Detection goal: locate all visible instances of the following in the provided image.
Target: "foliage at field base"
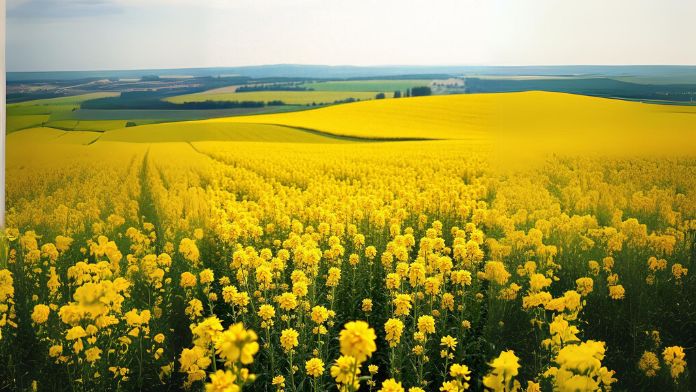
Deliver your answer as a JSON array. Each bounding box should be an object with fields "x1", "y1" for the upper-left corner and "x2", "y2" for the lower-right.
[
  {"x1": 165, "y1": 90, "x2": 391, "y2": 106},
  {"x1": 2, "y1": 92, "x2": 696, "y2": 392}
]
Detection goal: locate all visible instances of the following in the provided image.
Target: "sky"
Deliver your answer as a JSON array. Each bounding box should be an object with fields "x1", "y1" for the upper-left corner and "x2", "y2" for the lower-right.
[{"x1": 6, "y1": 0, "x2": 696, "y2": 72}]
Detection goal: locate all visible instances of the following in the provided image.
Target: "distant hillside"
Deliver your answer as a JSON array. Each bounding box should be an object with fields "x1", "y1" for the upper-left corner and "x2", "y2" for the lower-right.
[
  {"x1": 8, "y1": 64, "x2": 696, "y2": 83},
  {"x1": 465, "y1": 77, "x2": 696, "y2": 102}
]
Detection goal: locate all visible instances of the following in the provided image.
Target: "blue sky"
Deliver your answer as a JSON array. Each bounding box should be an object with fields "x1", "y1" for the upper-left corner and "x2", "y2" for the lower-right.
[{"x1": 6, "y1": 0, "x2": 696, "y2": 71}]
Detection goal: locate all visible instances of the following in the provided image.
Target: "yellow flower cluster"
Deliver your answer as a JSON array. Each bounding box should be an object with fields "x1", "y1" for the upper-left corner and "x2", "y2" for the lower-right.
[{"x1": 3, "y1": 137, "x2": 695, "y2": 391}]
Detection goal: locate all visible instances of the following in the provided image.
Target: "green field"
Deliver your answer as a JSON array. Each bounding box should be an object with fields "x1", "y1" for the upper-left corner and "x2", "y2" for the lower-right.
[
  {"x1": 7, "y1": 92, "x2": 118, "y2": 108},
  {"x1": 300, "y1": 79, "x2": 434, "y2": 92},
  {"x1": 166, "y1": 90, "x2": 390, "y2": 105},
  {"x1": 6, "y1": 93, "x2": 121, "y2": 132},
  {"x1": 7, "y1": 114, "x2": 51, "y2": 133}
]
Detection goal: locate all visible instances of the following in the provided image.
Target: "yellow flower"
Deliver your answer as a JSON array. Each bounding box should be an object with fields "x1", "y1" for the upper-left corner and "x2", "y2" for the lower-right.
[
  {"x1": 549, "y1": 340, "x2": 616, "y2": 391},
  {"x1": 180, "y1": 272, "x2": 197, "y2": 288},
  {"x1": 258, "y1": 304, "x2": 275, "y2": 321},
  {"x1": 588, "y1": 260, "x2": 600, "y2": 275},
  {"x1": 191, "y1": 316, "x2": 223, "y2": 347},
  {"x1": 66, "y1": 326, "x2": 87, "y2": 340},
  {"x1": 186, "y1": 299, "x2": 204, "y2": 318},
  {"x1": 178, "y1": 238, "x2": 200, "y2": 265},
  {"x1": 125, "y1": 309, "x2": 151, "y2": 326},
  {"x1": 482, "y1": 350, "x2": 520, "y2": 391},
  {"x1": 331, "y1": 355, "x2": 360, "y2": 386},
  {"x1": 31, "y1": 304, "x2": 50, "y2": 324},
  {"x1": 482, "y1": 261, "x2": 510, "y2": 285},
  {"x1": 49, "y1": 345, "x2": 63, "y2": 358},
  {"x1": 280, "y1": 328, "x2": 299, "y2": 352},
  {"x1": 85, "y1": 347, "x2": 102, "y2": 363},
  {"x1": 362, "y1": 299, "x2": 373, "y2": 312},
  {"x1": 441, "y1": 335, "x2": 458, "y2": 351},
  {"x1": 450, "y1": 363, "x2": 471, "y2": 380},
  {"x1": 608, "y1": 285, "x2": 625, "y2": 300},
  {"x1": 529, "y1": 273, "x2": 551, "y2": 292},
  {"x1": 379, "y1": 378, "x2": 404, "y2": 392},
  {"x1": 385, "y1": 318, "x2": 404, "y2": 347},
  {"x1": 525, "y1": 381, "x2": 541, "y2": 392},
  {"x1": 326, "y1": 267, "x2": 342, "y2": 287},
  {"x1": 255, "y1": 265, "x2": 273, "y2": 289},
  {"x1": 276, "y1": 292, "x2": 298, "y2": 311},
  {"x1": 662, "y1": 346, "x2": 686, "y2": 379},
  {"x1": 179, "y1": 346, "x2": 212, "y2": 376},
  {"x1": 292, "y1": 280, "x2": 308, "y2": 297},
  {"x1": 205, "y1": 370, "x2": 239, "y2": 392},
  {"x1": 214, "y1": 323, "x2": 259, "y2": 365},
  {"x1": 305, "y1": 357, "x2": 325, "y2": 377},
  {"x1": 272, "y1": 375, "x2": 285, "y2": 387},
  {"x1": 393, "y1": 294, "x2": 412, "y2": 316},
  {"x1": 575, "y1": 277, "x2": 593, "y2": 296},
  {"x1": 671, "y1": 263, "x2": 688, "y2": 280},
  {"x1": 386, "y1": 273, "x2": 401, "y2": 290},
  {"x1": 311, "y1": 306, "x2": 330, "y2": 325},
  {"x1": 638, "y1": 351, "x2": 660, "y2": 377},
  {"x1": 199, "y1": 269, "x2": 215, "y2": 285},
  {"x1": 417, "y1": 315, "x2": 435, "y2": 335},
  {"x1": 339, "y1": 321, "x2": 377, "y2": 363}
]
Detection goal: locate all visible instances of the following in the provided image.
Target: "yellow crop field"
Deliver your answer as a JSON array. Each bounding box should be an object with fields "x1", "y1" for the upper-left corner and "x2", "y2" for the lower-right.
[
  {"x1": 8, "y1": 128, "x2": 103, "y2": 145},
  {"x1": 53, "y1": 131, "x2": 103, "y2": 145},
  {"x1": 2, "y1": 92, "x2": 696, "y2": 392},
  {"x1": 166, "y1": 90, "x2": 391, "y2": 105},
  {"x1": 212, "y1": 92, "x2": 696, "y2": 153},
  {"x1": 44, "y1": 120, "x2": 129, "y2": 132},
  {"x1": 7, "y1": 127, "x2": 67, "y2": 143},
  {"x1": 101, "y1": 122, "x2": 352, "y2": 143}
]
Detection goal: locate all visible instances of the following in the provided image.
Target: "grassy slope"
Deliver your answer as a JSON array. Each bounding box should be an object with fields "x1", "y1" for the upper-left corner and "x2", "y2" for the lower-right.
[
  {"x1": 6, "y1": 92, "x2": 122, "y2": 133},
  {"x1": 165, "y1": 90, "x2": 390, "y2": 105},
  {"x1": 7, "y1": 92, "x2": 118, "y2": 108},
  {"x1": 7, "y1": 115, "x2": 51, "y2": 132}
]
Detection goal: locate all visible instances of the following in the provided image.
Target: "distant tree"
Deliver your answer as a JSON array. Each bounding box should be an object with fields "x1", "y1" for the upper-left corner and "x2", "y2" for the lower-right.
[
  {"x1": 393, "y1": 90, "x2": 402, "y2": 98},
  {"x1": 405, "y1": 88, "x2": 411, "y2": 97},
  {"x1": 140, "y1": 75, "x2": 160, "y2": 81},
  {"x1": 375, "y1": 92, "x2": 386, "y2": 99},
  {"x1": 125, "y1": 121, "x2": 137, "y2": 127},
  {"x1": 411, "y1": 86, "x2": 432, "y2": 97}
]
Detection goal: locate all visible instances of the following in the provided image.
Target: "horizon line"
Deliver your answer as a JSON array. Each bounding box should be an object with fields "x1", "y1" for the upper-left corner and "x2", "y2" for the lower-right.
[{"x1": 7, "y1": 63, "x2": 696, "y2": 74}]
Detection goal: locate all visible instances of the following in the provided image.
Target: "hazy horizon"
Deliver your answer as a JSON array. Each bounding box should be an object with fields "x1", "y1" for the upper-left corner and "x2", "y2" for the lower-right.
[
  {"x1": 7, "y1": 63, "x2": 696, "y2": 75},
  {"x1": 7, "y1": 0, "x2": 696, "y2": 72}
]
